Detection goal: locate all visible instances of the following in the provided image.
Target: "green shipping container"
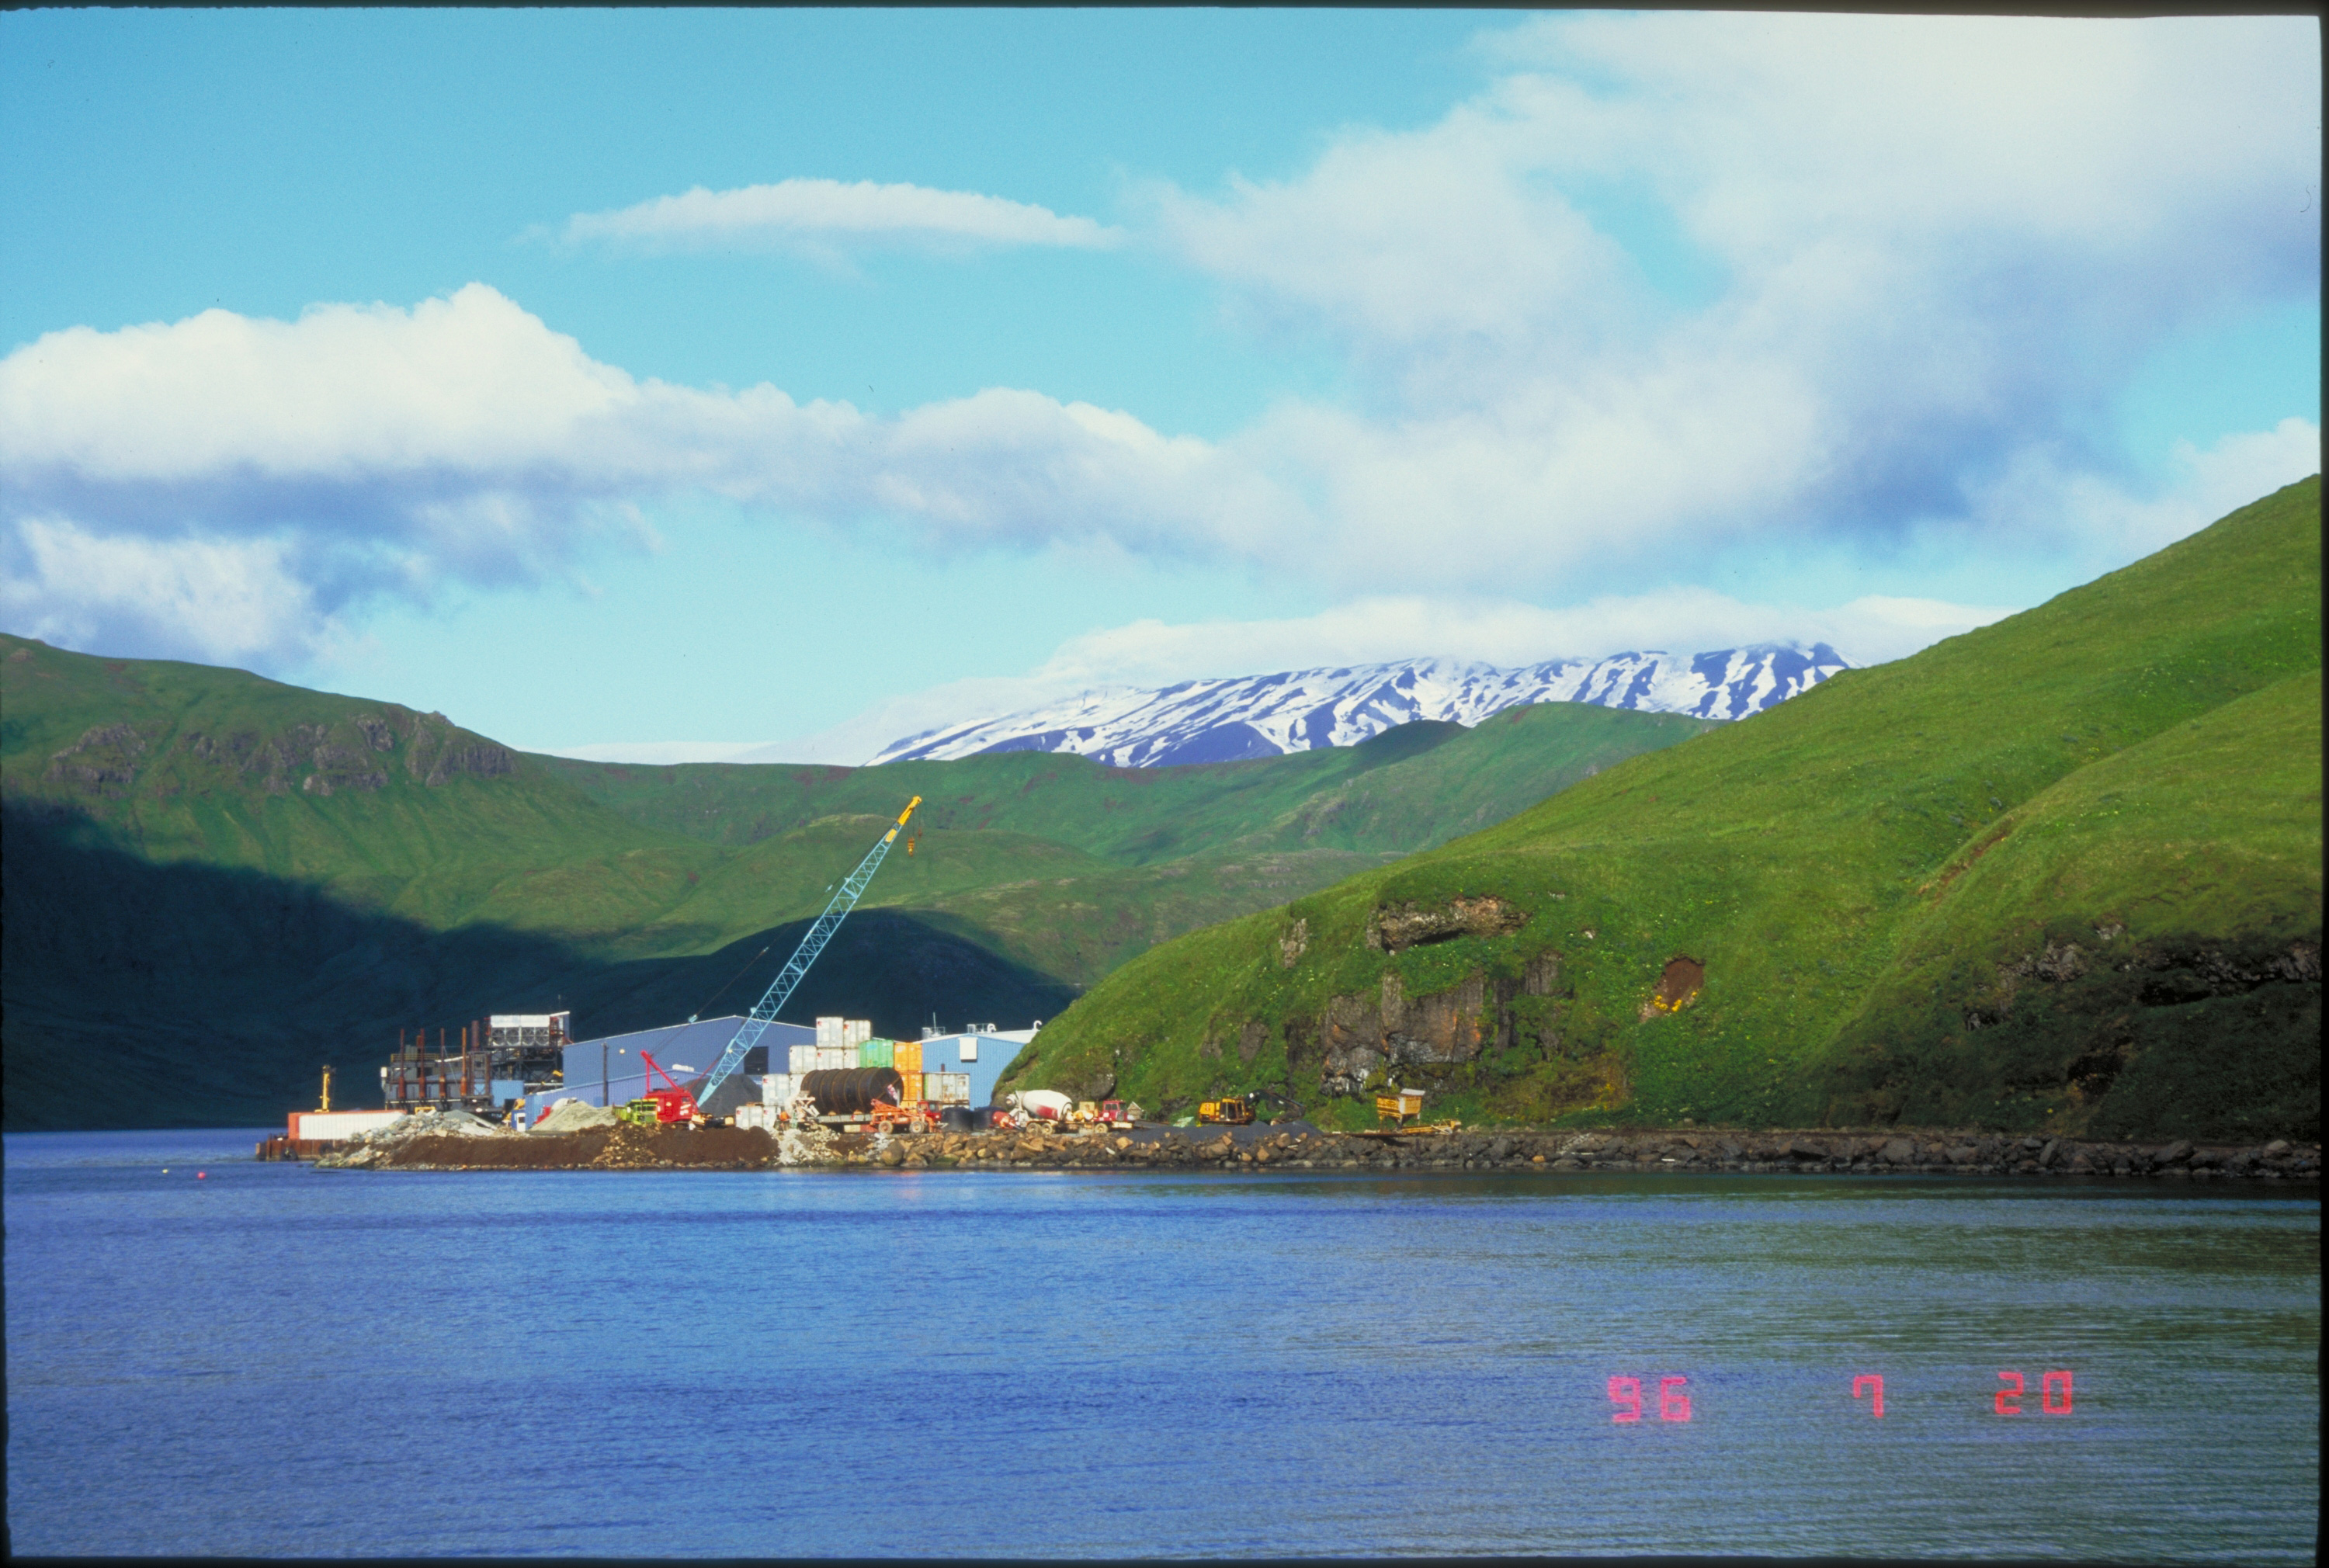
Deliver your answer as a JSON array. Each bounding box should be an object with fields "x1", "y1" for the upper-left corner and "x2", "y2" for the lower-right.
[{"x1": 860, "y1": 1039, "x2": 894, "y2": 1069}]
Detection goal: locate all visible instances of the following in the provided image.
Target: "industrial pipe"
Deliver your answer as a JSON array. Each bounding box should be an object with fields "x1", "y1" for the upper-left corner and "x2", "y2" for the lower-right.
[{"x1": 799, "y1": 1068, "x2": 904, "y2": 1115}]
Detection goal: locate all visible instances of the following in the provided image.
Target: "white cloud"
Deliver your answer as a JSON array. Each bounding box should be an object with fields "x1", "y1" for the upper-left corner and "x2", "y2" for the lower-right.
[
  {"x1": 2013, "y1": 418, "x2": 2321, "y2": 571},
  {"x1": 1, "y1": 16, "x2": 2313, "y2": 670},
  {"x1": 0, "y1": 515, "x2": 337, "y2": 665},
  {"x1": 0, "y1": 284, "x2": 1301, "y2": 654},
  {"x1": 1147, "y1": 12, "x2": 2317, "y2": 571},
  {"x1": 564, "y1": 178, "x2": 1122, "y2": 254}
]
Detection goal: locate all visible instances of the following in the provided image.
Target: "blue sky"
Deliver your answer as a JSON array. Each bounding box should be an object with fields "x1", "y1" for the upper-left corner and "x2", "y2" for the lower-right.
[{"x1": 2, "y1": 9, "x2": 2317, "y2": 762}]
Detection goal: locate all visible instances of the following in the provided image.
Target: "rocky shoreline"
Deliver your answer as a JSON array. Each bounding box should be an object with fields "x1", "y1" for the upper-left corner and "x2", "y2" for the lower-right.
[{"x1": 338, "y1": 1119, "x2": 2322, "y2": 1179}]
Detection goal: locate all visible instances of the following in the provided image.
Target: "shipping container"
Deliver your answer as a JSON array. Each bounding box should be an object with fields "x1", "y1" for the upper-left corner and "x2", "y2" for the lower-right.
[
  {"x1": 790, "y1": 1043, "x2": 817, "y2": 1076},
  {"x1": 922, "y1": 1072, "x2": 971, "y2": 1105},
  {"x1": 762, "y1": 1072, "x2": 794, "y2": 1108},
  {"x1": 843, "y1": 1018, "x2": 871, "y2": 1049},
  {"x1": 894, "y1": 1040, "x2": 924, "y2": 1076},
  {"x1": 814, "y1": 1046, "x2": 857, "y2": 1072},
  {"x1": 816, "y1": 1016, "x2": 845, "y2": 1049},
  {"x1": 860, "y1": 1039, "x2": 894, "y2": 1069},
  {"x1": 288, "y1": 1110, "x2": 408, "y2": 1142}
]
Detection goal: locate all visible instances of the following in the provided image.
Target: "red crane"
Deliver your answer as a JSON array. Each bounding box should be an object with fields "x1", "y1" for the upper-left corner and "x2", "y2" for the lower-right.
[{"x1": 637, "y1": 1051, "x2": 702, "y2": 1125}]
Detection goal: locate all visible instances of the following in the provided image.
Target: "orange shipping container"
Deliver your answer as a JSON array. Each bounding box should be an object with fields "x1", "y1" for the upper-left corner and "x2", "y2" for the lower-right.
[{"x1": 894, "y1": 1041, "x2": 923, "y2": 1076}]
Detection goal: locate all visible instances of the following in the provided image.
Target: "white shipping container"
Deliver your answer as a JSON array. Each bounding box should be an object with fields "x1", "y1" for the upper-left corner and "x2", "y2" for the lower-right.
[
  {"x1": 790, "y1": 1044, "x2": 818, "y2": 1076},
  {"x1": 289, "y1": 1110, "x2": 408, "y2": 1141},
  {"x1": 843, "y1": 1018, "x2": 871, "y2": 1049},
  {"x1": 814, "y1": 1046, "x2": 858, "y2": 1072},
  {"x1": 734, "y1": 1103, "x2": 776, "y2": 1132},
  {"x1": 816, "y1": 1016, "x2": 844, "y2": 1049},
  {"x1": 761, "y1": 1073, "x2": 793, "y2": 1107},
  {"x1": 922, "y1": 1072, "x2": 971, "y2": 1105}
]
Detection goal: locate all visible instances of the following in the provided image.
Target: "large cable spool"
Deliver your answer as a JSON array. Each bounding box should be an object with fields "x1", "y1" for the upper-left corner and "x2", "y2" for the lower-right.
[{"x1": 799, "y1": 1067, "x2": 904, "y2": 1115}]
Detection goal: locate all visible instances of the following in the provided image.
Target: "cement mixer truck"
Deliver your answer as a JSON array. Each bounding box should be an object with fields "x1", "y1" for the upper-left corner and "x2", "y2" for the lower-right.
[{"x1": 1001, "y1": 1088, "x2": 1076, "y2": 1125}]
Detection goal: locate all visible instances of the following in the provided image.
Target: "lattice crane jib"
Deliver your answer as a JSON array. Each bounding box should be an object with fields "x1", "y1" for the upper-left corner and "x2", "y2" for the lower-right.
[{"x1": 694, "y1": 796, "x2": 922, "y2": 1106}]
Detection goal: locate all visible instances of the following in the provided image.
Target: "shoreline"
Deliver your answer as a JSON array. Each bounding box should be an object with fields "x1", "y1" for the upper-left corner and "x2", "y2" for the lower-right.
[{"x1": 330, "y1": 1121, "x2": 2323, "y2": 1179}]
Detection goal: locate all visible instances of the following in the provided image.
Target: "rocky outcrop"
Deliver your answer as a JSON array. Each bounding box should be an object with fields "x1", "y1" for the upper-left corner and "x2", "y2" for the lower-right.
[
  {"x1": 1366, "y1": 895, "x2": 1529, "y2": 954},
  {"x1": 1970, "y1": 931, "x2": 2322, "y2": 1029},
  {"x1": 44, "y1": 723, "x2": 151, "y2": 795},
  {"x1": 1289, "y1": 949, "x2": 1564, "y2": 1096},
  {"x1": 44, "y1": 703, "x2": 515, "y2": 802}
]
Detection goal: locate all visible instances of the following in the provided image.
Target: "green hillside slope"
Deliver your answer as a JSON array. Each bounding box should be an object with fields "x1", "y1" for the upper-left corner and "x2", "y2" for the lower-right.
[
  {"x1": 540, "y1": 702, "x2": 1710, "y2": 863},
  {"x1": 1003, "y1": 478, "x2": 2322, "y2": 1143},
  {"x1": 2, "y1": 633, "x2": 1713, "y2": 1128}
]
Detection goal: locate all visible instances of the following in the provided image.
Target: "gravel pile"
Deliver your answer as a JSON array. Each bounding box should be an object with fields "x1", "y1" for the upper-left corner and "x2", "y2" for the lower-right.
[
  {"x1": 317, "y1": 1106, "x2": 515, "y2": 1167},
  {"x1": 533, "y1": 1099, "x2": 620, "y2": 1134}
]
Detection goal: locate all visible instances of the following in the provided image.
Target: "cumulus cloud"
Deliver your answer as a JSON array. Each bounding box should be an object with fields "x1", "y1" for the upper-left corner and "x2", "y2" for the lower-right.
[
  {"x1": 0, "y1": 283, "x2": 1300, "y2": 658},
  {"x1": 1149, "y1": 12, "x2": 2317, "y2": 569},
  {"x1": 2, "y1": 16, "x2": 2314, "y2": 667},
  {"x1": 564, "y1": 178, "x2": 1122, "y2": 255},
  {"x1": 0, "y1": 516, "x2": 337, "y2": 666}
]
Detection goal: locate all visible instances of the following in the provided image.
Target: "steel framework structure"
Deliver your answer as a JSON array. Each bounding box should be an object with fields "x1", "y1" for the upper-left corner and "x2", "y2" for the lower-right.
[{"x1": 694, "y1": 796, "x2": 922, "y2": 1107}]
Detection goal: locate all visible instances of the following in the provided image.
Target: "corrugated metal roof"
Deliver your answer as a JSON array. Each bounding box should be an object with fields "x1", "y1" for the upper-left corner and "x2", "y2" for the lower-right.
[{"x1": 550, "y1": 1015, "x2": 817, "y2": 1109}]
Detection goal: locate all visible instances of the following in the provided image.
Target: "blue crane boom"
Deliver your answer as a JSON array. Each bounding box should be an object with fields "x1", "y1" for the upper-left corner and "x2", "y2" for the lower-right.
[{"x1": 693, "y1": 796, "x2": 922, "y2": 1108}]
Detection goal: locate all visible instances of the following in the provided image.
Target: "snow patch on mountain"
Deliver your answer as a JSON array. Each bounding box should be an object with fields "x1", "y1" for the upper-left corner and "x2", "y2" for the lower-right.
[{"x1": 872, "y1": 644, "x2": 1850, "y2": 768}]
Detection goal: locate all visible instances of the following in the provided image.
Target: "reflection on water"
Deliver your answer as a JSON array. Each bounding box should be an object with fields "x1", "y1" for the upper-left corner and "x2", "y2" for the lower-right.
[{"x1": 5, "y1": 1129, "x2": 2318, "y2": 1559}]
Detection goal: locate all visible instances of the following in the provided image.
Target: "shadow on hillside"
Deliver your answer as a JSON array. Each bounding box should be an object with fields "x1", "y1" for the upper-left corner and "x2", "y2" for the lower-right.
[{"x1": 2, "y1": 803, "x2": 1076, "y2": 1131}]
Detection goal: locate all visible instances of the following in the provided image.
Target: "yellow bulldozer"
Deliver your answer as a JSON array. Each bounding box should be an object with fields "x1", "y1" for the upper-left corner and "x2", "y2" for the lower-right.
[{"x1": 1198, "y1": 1097, "x2": 1255, "y2": 1126}]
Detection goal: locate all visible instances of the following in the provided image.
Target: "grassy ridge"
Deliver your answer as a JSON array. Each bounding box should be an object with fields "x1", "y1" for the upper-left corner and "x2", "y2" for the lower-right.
[
  {"x1": 1002, "y1": 478, "x2": 2322, "y2": 1142},
  {"x1": 538, "y1": 702, "x2": 1711, "y2": 864},
  {"x1": 2, "y1": 633, "x2": 1713, "y2": 1126}
]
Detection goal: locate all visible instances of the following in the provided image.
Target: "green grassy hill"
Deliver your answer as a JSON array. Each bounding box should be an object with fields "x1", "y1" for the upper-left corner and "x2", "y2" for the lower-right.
[
  {"x1": 1002, "y1": 478, "x2": 2323, "y2": 1143},
  {"x1": 1, "y1": 635, "x2": 1711, "y2": 1128}
]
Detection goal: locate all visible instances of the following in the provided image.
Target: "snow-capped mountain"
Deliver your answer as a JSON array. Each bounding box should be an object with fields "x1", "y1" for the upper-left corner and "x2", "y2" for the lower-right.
[{"x1": 871, "y1": 644, "x2": 1851, "y2": 768}]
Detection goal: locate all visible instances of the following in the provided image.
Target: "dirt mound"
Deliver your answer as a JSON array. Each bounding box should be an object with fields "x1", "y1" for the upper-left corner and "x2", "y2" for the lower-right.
[{"x1": 533, "y1": 1099, "x2": 619, "y2": 1134}]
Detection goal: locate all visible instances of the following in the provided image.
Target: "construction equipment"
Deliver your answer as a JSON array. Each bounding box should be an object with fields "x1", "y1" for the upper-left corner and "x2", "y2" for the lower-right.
[
  {"x1": 616, "y1": 1098, "x2": 661, "y2": 1128},
  {"x1": 638, "y1": 1051, "x2": 702, "y2": 1124},
  {"x1": 1004, "y1": 1088, "x2": 1074, "y2": 1123},
  {"x1": 1199, "y1": 1098, "x2": 1255, "y2": 1126},
  {"x1": 868, "y1": 1100, "x2": 935, "y2": 1133},
  {"x1": 693, "y1": 796, "x2": 922, "y2": 1108},
  {"x1": 1099, "y1": 1098, "x2": 1132, "y2": 1128}
]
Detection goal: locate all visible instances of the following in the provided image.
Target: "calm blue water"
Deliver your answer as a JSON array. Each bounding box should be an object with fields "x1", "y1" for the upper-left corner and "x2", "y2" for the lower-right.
[{"x1": 5, "y1": 1129, "x2": 2318, "y2": 1560}]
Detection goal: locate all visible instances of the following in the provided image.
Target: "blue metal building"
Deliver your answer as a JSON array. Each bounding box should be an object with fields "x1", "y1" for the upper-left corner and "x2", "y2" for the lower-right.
[{"x1": 536, "y1": 1015, "x2": 817, "y2": 1119}]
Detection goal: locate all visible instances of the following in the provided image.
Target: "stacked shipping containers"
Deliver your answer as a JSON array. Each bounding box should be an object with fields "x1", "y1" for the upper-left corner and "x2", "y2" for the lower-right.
[{"x1": 766, "y1": 1018, "x2": 972, "y2": 1113}]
